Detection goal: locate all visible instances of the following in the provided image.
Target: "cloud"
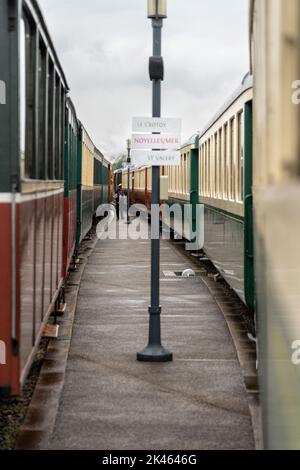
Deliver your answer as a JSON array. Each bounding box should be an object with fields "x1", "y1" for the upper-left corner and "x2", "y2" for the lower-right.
[{"x1": 39, "y1": 0, "x2": 249, "y2": 158}]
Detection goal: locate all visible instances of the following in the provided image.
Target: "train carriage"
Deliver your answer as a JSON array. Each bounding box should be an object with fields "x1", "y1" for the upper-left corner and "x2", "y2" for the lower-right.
[
  {"x1": 114, "y1": 168, "x2": 123, "y2": 192},
  {"x1": 93, "y1": 149, "x2": 111, "y2": 213},
  {"x1": 76, "y1": 124, "x2": 95, "y2": 244},
  {"x1": 63, "y1": 98, "x2": 78, "y2": 276},
  {"x1": 132, "y1": 166, "x2": 150, "y2": 207},
  {"x1": 102, "y1": 157, "x2": 110, "y2": 204},
  {"x1": 0, "y1": 0, "x2": 110, "y2": 397},
  {"x1": 0, "y1": 0, "x2": 68, "y2": 395},
  {"x1": 198, "y1": 74, "x2": 254, "y2": 308},
  {"x1": 94, "y1": 147, "x2": 104, "y2": 213},
  {"x1": 250, "y1": 0, "x2": 300, "y2": 449},
  {"x1": 163, "y1": 135, "x2": 199, "y2": 243}
]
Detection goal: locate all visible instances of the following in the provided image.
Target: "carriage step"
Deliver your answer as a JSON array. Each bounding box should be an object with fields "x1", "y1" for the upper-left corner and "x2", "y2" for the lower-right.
[
  {"x1": 42, "y1": 324, "x2": 59, "y2": 339},
  {"x1": 51, "y1": 303, "x2": 67, "y2": 318}
]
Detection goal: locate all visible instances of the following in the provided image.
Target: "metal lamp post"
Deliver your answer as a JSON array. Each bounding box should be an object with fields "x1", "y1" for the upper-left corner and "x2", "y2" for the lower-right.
[
  {"x1": 137, "y1": 0, "x2": 173, "y2": 362},
  {"x1": 126, "y1": 138, "x2": 131, "y2": 225}
]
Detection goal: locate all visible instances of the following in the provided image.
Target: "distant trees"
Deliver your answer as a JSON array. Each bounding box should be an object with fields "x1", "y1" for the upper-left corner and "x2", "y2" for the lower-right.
[{"x1": 112, "y1": 153, "x2": 127, "y2": 171}]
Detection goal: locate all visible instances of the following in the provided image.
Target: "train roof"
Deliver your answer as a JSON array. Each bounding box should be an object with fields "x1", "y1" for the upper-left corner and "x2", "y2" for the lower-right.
[
  {"x1": 180, "y1": 134, "x2": 199, "y2": 151},
  {"x1": 66, "y1": 97, "x2": 78, "y2": 119},
  {"x1": 199, "y1": 73, "x2": 253, "y2": 138},
  {"x1": 28, "y1": 0, "x2": 69, "y2": 91},
  {"x1": 95, "y1": 147, "x2": 110, "y2": 166}
]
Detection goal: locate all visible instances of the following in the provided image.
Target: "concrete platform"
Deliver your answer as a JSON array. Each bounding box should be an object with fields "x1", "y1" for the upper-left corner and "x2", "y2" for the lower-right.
[{"x1": 48, "y1": 220, "x2": 254, "y2": 450}]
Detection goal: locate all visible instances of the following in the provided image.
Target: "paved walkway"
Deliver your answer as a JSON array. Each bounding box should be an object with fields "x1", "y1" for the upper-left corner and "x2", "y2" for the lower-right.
[{"x1": 49, "y1": 220, "x2": 254, "y2": 450}]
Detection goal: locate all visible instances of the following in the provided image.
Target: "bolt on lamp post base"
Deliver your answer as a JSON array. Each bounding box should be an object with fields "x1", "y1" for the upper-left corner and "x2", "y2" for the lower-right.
[{"x1": 137, "y1": 345, "x2": 173, "y2": 362}]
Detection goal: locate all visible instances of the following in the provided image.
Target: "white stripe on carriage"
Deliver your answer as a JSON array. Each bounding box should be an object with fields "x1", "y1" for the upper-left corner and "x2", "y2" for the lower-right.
[{"x1": 0, "y1": 188, "x2": 64, "y2": 203}]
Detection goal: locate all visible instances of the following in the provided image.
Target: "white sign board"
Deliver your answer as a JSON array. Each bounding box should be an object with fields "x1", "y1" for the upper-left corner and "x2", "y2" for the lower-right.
[
  {"x1": 132, "y1": 117, "x2": 181, "y2": 134},
  {"x1": 122, "y1": 162, "x2": 135, "y2": 170},
  {"x1": 132, "y1": 133, "x2": 181, "y2": 150},
  {"x1": 131, "y1": 150, "x2": 181, "y2": 167}
]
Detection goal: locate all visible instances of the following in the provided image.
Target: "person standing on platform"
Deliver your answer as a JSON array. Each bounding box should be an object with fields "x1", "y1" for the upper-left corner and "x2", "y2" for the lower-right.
[{"x1": 114, "y1": 184, "x2": 122, "y2": 220}]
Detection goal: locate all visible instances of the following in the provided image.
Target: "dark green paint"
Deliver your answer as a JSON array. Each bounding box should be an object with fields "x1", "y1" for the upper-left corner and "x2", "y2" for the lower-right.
[
  {"x1": 190, "y1": 137, "x2": 199, "y2": 238},
  {"x1": 76, "y1": 125, "x2": 83, "y2": 245},
  {"x1": 64, "y1": 102, "x2": 78, "y2": 197},
  {"x1": 244, "y1": 100, "x2": 255, "y2": 310},
  {"x1": 201, "y1": 202, "x2": 244, "y2": 224},
  {"x1": 0, "y1": 0, "x2": 20, "y2": 192}
]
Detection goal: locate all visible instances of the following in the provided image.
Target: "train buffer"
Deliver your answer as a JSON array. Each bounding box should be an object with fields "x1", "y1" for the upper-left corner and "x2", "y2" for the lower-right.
[{"x1": 17, "y1": 218, "x2": 255, "y2": 450}]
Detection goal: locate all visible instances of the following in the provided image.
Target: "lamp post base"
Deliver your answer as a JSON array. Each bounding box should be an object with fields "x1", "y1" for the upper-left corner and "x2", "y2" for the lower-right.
[{"x1": 137, "y1": 344, "x2": 173, "y2": 362}]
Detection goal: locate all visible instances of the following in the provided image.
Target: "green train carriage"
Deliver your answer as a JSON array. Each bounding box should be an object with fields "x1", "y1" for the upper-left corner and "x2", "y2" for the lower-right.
[
  {"x1": 163, "y1": 74, "x2": 254, "y2": 310},
  {"x1": 198, "y1": 74, "x2": 254, "y2": 309}
]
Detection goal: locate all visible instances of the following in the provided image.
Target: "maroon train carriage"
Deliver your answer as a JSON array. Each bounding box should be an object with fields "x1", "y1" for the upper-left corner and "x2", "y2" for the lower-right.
[{"x1": 0, "y1": 0, "x2": 68, "y2": 396}]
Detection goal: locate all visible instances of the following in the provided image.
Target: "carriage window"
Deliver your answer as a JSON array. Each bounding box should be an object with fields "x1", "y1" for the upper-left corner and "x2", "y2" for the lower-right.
[
  {"x1": 203, "y1": 143, "x2": 206, "y2": 196},
  {"x1": 199, "y1": 145, "x2": 202, "y2": 196},
  {"x1": 23, "y1": 14, "x2": 35, "y2": 179},
  {"x1": 180, "y1": 156, "x2": 183, "y2": 193},
  {"x1": 203, "y1": 142, "x2": 206, "y2": 196},
  {"x1": 223, "y1": 123, "x2": 228, "y2": 199},
  {"x1": 183, "y1": 154, "x2": 187, "y2": 194},
  {"x1": 205, "y1": 143, "x2": 207, "y2": 196},
  {"x1": 199, "y1": 146, "x2": 202, "y2": 196},
  {"x1": 174, "y1": 166, "x2": 176, "y2": 192},
  {"x1": 179, "y1": 156, "x2": 181, "y2": 193},
  {"x1": 54, "y1": 75, "x2": 61, "y2": 180},
  {"x1": 208, "y1": 139, "x2": 211, "y2": 197},
  {"x1": 202, "y1": 144, "x2": 205, "y2": 196},
  {"x1": 172, "y1": 167, "x2": 175, "y2": 193},
  {"x1": 179, "y1": 155, "x2": 182, "y2": 193},
  {"x1": 20, "y1": 18, "x2": 26, "y2": 179},
  {"x1": 218, "y1": 128, "x2": 222, "y2": 198},
  {"x1": 173, "y1": 166, "x2": 175, "y2": 192},
  {"x1": 210, "y1": 137, "x2": 213, "y2": 196},
  {"x1": 186, "y1": 153, "x2": 190, "y2": 194},
  {"x1": 214, "y1": 133, "x2": 218, "y2": 198},
  {"x1": 237, "y1": 111, "x2": 244, "y2": 201},
  {"x1": 60, "y1": 87, "x2": 65, "y2": 180},
  {"x1": 38, "y1": 41, "x2": 47, "y2": 179},
  {"x1": 205, "y1": 141, "x2": 209, "y2": 196},
  {"x1": 229, "y1": 117, "x2": 235, "y2": 200},
  {"x1": 48, "y1": 61, "x2": 54, "y2": 179},
  {"x1": 182, "y1": 154, "x2": 184, "y2": 194},
  {"x1": 211, "y1": 137, "x2": 214, "y2": 198}
]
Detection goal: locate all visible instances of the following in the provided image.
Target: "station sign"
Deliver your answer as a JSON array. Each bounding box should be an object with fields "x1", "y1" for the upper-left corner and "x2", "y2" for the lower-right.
[
  {"x1": 131, "y1": 117, "x2": 182, "y2": 167},
  {"x1": 131, "y1": 150, "x2": 181, "y2": 167},
  {"x1": 132, "y1": 117, "x2": 181, "y2": 134},
  {"x1": 131, "y1": 133, "x2": 181, "y2": 150}
]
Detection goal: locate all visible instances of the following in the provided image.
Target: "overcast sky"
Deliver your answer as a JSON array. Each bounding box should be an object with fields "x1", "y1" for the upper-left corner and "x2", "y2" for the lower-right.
[{"x1": 39, "y1": 0, "x2": 249, "y2": 160}]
